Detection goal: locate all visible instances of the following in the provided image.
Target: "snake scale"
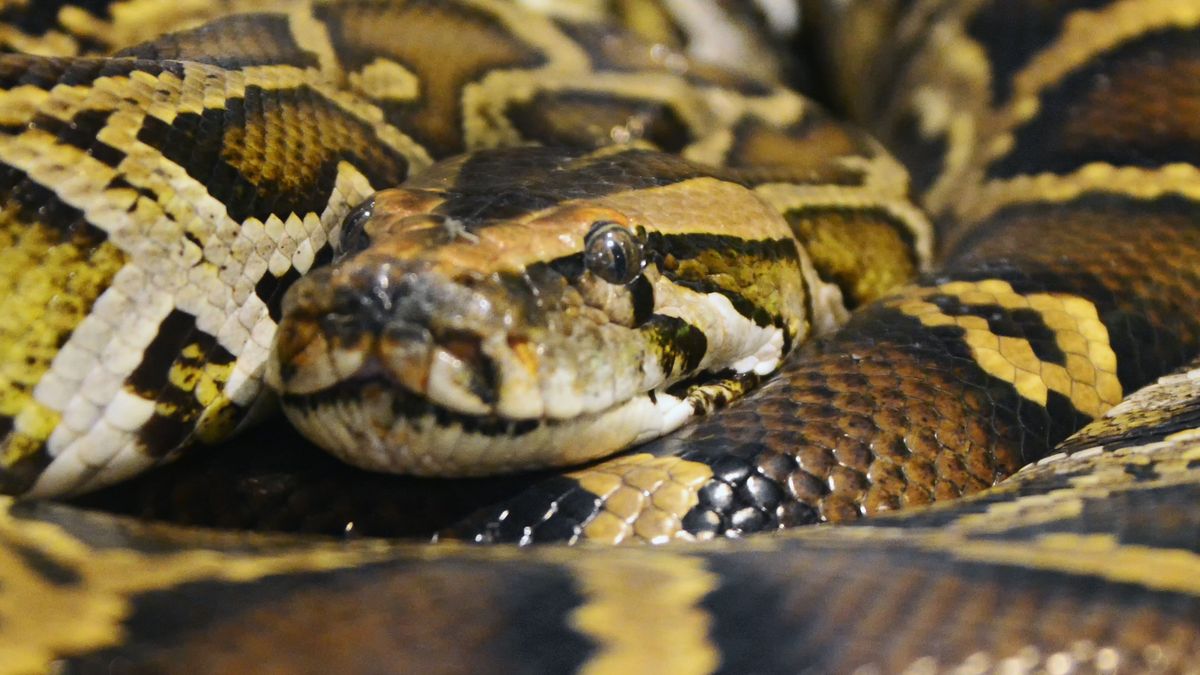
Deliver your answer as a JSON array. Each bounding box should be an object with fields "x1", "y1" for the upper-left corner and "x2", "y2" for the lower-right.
[{"x1": 0, "y1": 0, "x2": 1199, "y2": 672}]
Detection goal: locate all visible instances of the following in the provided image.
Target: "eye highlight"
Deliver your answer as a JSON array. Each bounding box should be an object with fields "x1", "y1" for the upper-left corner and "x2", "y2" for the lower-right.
[
  {"x1": 336, "y1": 197, "x2": 376, "y2": 258},
  {"x1": 584, "y1": 220, "x2": 643, "y2": 285}
]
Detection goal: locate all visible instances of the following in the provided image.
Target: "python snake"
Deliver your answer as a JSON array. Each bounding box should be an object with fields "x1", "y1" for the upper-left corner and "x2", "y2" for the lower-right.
[{"x1": 0, "y1": 0, "x2": 1199, "y2": 672}]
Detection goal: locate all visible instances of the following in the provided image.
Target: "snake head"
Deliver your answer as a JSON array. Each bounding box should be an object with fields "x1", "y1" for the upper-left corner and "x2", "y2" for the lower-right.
[{"x1": 267, "y1": 147, "x2": 811, "y2": 476}]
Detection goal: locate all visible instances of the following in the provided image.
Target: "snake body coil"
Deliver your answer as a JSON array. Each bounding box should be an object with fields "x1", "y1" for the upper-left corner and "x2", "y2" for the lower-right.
[{"x1": 0, "y1": 0, "x2": 1198, "y2": 672}]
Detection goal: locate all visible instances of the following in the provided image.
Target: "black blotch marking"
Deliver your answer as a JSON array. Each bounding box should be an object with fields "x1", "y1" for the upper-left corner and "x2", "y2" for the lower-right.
[
  {"x1": 544, "y1": 252, "x2": 585, "y2": 282},
  {"x1": 505, "y1": 90, "x2": 694, "y2": 152},
  {"x1": 128, "y1": 320, "x2": 235, "y2": 455},
  {"x1": 926, "y1": 295, "x2": 1067, "y2": 365},
  {"x1": 117, "y1": 14, "x2": 321, "y2": 70},
  {"x1": 886, "y1": 108, "x2": 949, "y2": 196},
  {"x1": 497, "y1": 563, "x2": 598, "y2": 671},
  {"x1": 0, "y1": 164, "x2": 105, "y2": 243},
  {"x1": 105, "y1": 175, "x2": 157, "y2": 203},
  {"x1": 9, "y1": 540, "x2": 81, "y2": 586},
  {"x1": 646, "y1": 314, "x2": 707, "y2": 375},
  {"x1": 440, "y1": 147, "x2": 723, "y2": 223},
  {"x1": 126, "y1": 310, "x2": 197, "y2": 395},
  {"x1": 0, "y1": 447, "x2": 50, "y2": 495},
  {"x1": 987, "y1": 28, "x2": 1200, "y2": 179},
  {"x1": 0, "y1": 0, "x2": 111, "y2": 38},
  {"x1": 135, "y1": 86, "x2": 408, "y2": 223},
  {"x1": 651, "y1": 232, "x2": 800, "y2": 327},
  {"x1": 311, "y1": 242, "x2": 335, "y2": 270},
  {"x1": 964, "y1": 0, "x2": 1112, "y2": 106},
  {"x1": 256, "y1": 266, "x2": 304, "y2": 323},
  {"x1": 1043, "y1": 390, "x2": 1092, "y2": 458},
  {"x1": 629, "y1": 275, "x2": 655, "y2": 326},
  {"x1": 136, "y1": 413, "x2": 194, "y2": 456},
  {"x1": 1123, "y1": 462, "x2": 1161, "y2": 482},
  {"x1": 30, "y1": 109, "x2": 125, "y2": 168}
]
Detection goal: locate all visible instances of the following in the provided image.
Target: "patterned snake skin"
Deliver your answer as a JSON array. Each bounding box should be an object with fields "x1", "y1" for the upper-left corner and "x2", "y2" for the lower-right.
[{"x1": 0, "y1": 0, "x2": 1199, "y2": 672}]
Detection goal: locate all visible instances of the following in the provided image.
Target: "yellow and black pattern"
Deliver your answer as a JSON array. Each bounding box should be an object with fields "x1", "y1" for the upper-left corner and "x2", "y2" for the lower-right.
[
  {"x1": 0, "y1": 41, "x2": 414, "y2": 497},
  {"x1": 436, "y1": 0, "x2": 1200, "y2": 545},
  {"x1": 6, "y1": 361, "x2": 1200, "y2": 671},
  {"x1": 1, "y1": 0, "x2": 1200, "y2": 672},
  {"x1": 0, "y1": 0, "x2": 926, "y2": 497}
]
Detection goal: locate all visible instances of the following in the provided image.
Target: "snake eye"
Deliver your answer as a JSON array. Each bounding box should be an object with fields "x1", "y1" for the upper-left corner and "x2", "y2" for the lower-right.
[
  {"x1": 336, "y1": 197, "x2": 375, "y2": 257},
  {"x1": 584, "y1": 220, "x2": 643, "y2": 285}
]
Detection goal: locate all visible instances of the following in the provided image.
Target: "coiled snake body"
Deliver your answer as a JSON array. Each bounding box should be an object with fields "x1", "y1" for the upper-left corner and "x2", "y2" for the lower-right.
[{"x1": 0, "y1": 0, "x2": 1199, "y2": 672}]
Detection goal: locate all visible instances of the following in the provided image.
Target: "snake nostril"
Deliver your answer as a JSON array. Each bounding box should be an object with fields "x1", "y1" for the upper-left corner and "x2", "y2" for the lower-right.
[
  {"x1": 440, "y1": 329, "x2": 483, "y2": 366},
  {"x1": 437, "y1": 329, "x2": 500, "y2": 405},
  {"x1": 317, "y1": 308, "x2": 369, "y2": 347}
]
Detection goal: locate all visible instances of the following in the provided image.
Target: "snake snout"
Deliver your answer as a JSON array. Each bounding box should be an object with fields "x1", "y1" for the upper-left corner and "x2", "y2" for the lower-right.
[{"x1": 269, "y1": 254, "x2": 543, "y2": 419}]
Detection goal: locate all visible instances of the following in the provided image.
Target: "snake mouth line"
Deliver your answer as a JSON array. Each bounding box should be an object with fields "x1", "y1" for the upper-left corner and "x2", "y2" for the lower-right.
[
  {"x1": 283, "y1": 375, "x2": 543, "y2": 440},
  {"x1": 278, "y1": 369, "x2": 731, "y2": 477}
]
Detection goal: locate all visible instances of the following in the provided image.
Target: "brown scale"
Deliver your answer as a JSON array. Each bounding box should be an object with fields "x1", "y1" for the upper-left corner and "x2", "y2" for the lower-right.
[
  {"x1": 723, "y1": 115, "x2": 879, "y2": 185},
  {"x1": 117, "y1": 13, "x2": 322, "y2": 69},
  {"x1": 502, "y1": 90, "x2": 696, "y2": 153},
  {"x1": 61, "y1": 550, "x2": 594, "y2": 674},
  {"x1": 1059, "y1": 44, "x2": 1200, "y2": 154}
]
